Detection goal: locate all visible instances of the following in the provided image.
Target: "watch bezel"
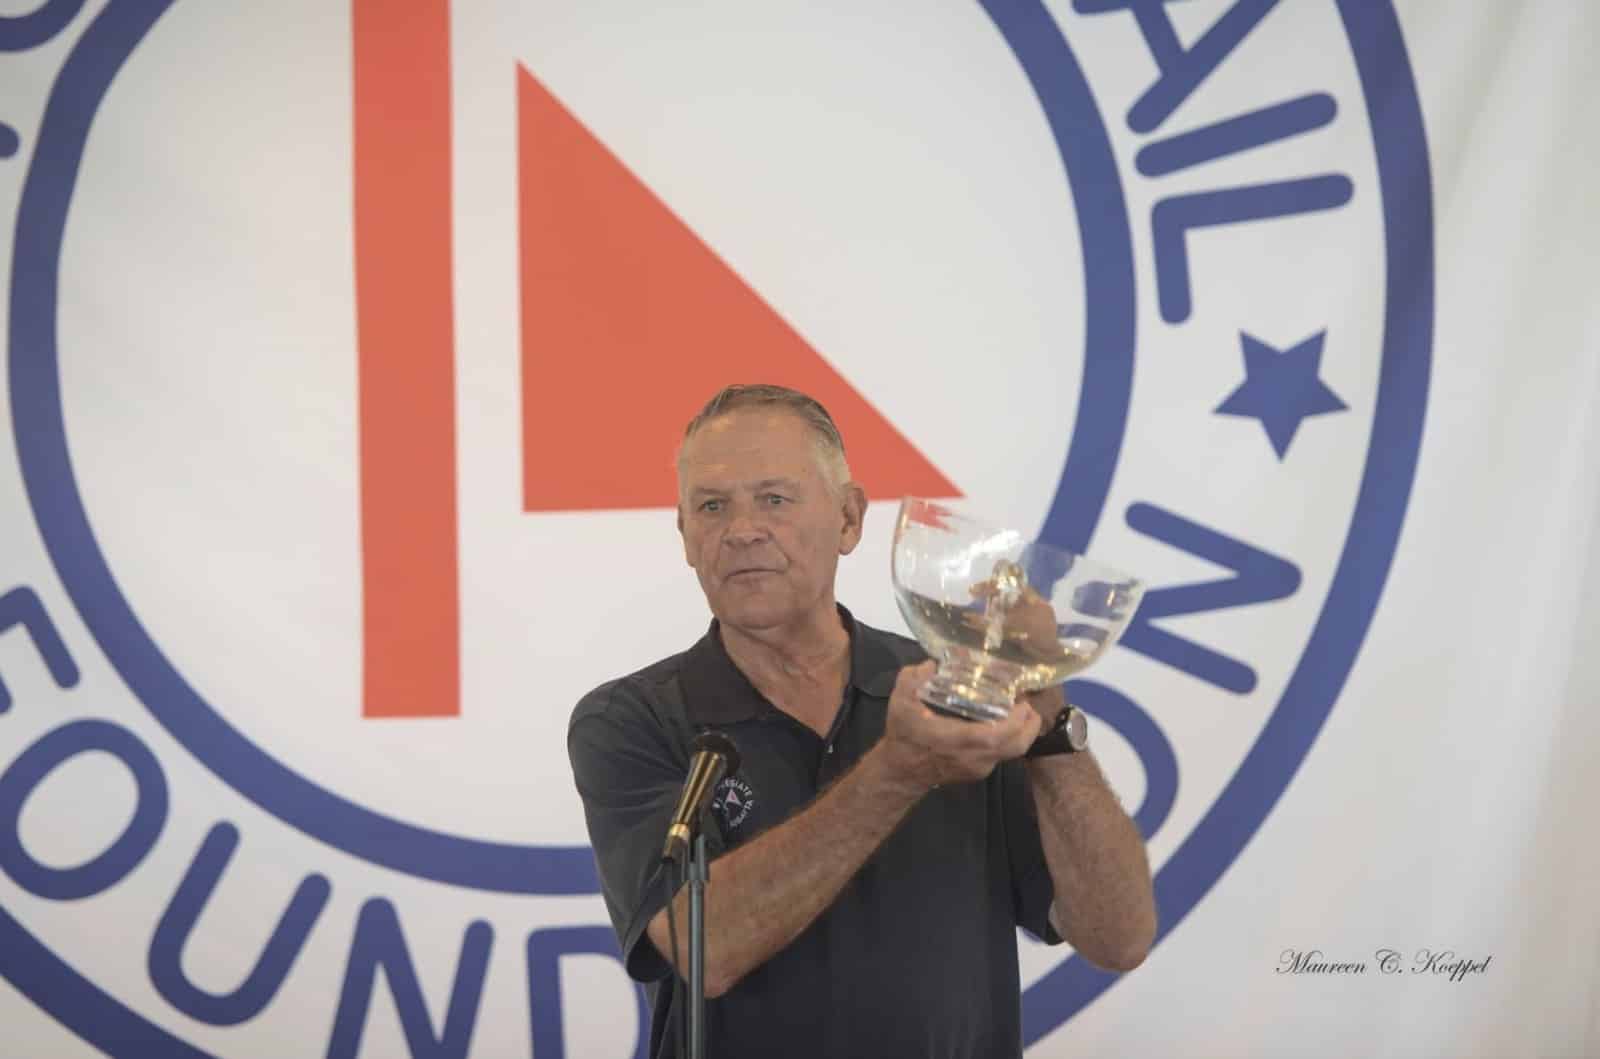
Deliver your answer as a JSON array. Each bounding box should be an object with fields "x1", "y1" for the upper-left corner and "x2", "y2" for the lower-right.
[{"x1": 1063, "y1": 704, "x2": 1088, "y2": 751}]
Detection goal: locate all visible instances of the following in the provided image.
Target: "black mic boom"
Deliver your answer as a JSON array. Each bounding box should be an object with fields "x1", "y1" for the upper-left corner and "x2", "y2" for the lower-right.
[{"x1": 661, "y1": 731, "x2": 741, "y2": 864}]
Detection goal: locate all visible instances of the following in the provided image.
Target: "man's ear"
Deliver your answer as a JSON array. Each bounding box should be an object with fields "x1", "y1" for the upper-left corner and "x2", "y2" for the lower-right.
[
  {"x1": 677, "y1": 507, "x2": 693, "y2": 567},
  {"x1": 838, "y1": 483, "x2": 868, "y2": 555}
]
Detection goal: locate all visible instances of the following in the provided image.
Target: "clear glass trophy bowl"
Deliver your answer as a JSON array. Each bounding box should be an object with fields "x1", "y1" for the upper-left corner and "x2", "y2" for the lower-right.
[{"x1": 891, "y1": 498, "x2": 1146, "y2": 722}]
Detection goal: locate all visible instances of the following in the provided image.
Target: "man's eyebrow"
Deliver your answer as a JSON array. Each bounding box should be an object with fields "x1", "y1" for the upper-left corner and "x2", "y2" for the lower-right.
[{"x1": 687, "y1": 478, "x2": 802, "y2": 500}]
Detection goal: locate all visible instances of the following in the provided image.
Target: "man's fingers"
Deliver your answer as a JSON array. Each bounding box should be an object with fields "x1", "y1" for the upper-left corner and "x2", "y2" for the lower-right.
[
  {"x1": 890, "y1": 661, "x2": 939, "y2": 699},
  {"x1": 911, "y1": 701, "x2": 999, "y2": 737},
  {"x1": 1003, "y1": 705, "x2": 1043, "y2": 758},
  {"x1": 887, "y1": 663, "x2": 1051, "y2": 777},
  {"x1": 913, "y1": 701, "x2": 1033, "y2": 755},
  {"x1": 982, "y1": 702, "x2": 1039, "y2": 758}
]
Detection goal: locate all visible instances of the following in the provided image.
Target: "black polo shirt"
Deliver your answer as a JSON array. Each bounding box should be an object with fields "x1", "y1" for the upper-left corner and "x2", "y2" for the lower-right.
[{"x1": 567, "y1": 607, "x2": 1062, "y2": 1059}]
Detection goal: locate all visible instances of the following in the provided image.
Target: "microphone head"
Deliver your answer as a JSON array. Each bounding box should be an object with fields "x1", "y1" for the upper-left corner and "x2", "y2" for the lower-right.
[{"x1": 692, "y1": 730, "x2": 741, "y2": 775}]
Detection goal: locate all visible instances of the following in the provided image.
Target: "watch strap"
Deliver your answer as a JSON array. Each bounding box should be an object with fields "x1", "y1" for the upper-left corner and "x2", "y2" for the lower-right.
[{"x1": 1024, "y1": 704, "x2": 1083, "y2": 759}]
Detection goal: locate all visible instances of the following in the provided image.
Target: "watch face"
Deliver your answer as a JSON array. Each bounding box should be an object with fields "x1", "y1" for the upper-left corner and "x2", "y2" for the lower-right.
[{"x1": 1066, "y1": 707, "x2": 1089, "y2": 751}]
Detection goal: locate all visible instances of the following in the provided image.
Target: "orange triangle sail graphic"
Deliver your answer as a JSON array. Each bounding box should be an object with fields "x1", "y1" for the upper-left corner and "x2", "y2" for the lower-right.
[{"x1": 517, "y1": 67, "x2": 959, "y2": 510}]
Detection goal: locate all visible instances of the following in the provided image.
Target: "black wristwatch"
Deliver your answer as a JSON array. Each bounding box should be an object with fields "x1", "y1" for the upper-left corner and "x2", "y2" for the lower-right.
[{"x1": 1024, "y1": 704, "x2": 1088, "y2": 759}]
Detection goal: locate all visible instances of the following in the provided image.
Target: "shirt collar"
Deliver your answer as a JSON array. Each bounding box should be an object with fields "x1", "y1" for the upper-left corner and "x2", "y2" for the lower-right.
[{"x1": 679, "y1": 605, "x2": 902, "y2": 726}]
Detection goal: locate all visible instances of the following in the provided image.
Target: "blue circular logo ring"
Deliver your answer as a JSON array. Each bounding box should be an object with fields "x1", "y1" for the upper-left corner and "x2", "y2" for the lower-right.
[
  {"x1": 8, "y1": 0, "x2": 1134, "y2": 896},
  {"x1": 4, "y1": 0, "x2": 1431, "y2": 1050}
]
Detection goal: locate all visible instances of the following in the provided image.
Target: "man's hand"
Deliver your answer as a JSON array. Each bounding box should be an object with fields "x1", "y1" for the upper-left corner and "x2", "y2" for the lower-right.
[
  {"x1": 968, "y1": 578, "x2": 1068, "y2": 665},
  {"x1": 1022, "y1": 684, "x2": 1068, "y2": 730},
  {"x1": 872, "y1": 661, "x2": 1042, "y2": 794}
]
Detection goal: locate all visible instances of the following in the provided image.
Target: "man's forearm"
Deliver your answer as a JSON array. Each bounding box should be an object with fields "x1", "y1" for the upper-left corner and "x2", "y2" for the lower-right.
[
  {"x1": 648, "y1": 745, "x2": 922, "y2": 997},
  {"x1": 1026, "y1": 752, "x2": 1156, "y2": 971}
]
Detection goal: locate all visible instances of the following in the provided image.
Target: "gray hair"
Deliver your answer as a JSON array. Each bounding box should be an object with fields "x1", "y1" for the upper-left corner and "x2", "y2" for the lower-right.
[{"x1": 678, "y1": 384, "x2": 852, "y2": 491}]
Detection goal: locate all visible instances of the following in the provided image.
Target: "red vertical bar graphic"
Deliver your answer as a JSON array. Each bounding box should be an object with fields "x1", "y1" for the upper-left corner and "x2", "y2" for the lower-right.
[{"x1": 352, "y1": 0, "x2": 459, "y2": 717}]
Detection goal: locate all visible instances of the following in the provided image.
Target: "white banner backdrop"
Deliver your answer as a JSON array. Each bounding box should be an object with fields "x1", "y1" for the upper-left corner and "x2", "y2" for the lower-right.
[{"x1": 1, "y1": 1, "x2": 1596, "y2": 1056}]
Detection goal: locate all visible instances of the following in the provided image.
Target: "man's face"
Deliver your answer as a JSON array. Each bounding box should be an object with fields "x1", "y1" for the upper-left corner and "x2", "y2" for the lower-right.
[{"x1": 677, "y1": 408, "x2": 865, "y2": 634}]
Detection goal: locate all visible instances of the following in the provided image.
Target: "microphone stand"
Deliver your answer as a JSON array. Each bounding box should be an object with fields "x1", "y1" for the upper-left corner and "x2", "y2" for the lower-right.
[
  {"x1": 655, "y1": 730, "x2": 736, "y2": 1058},
  {"x1": 686, "y1": 831, "x2": 709, "y2": 1059}
]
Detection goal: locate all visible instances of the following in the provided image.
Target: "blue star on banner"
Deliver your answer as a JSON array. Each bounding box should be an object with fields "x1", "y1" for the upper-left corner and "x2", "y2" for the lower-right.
[{"x1": 1215, "y1": 331, "x2": 1348, "y2": 459}]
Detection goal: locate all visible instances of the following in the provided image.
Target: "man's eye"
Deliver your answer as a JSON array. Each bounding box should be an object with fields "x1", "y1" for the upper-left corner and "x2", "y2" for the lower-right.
[
  {"x1": 699, "y1": 499, "x2": 723, "y2": 513},
  {"x1": 762, "y1": 494, "x2": 788, "y2": 506}
]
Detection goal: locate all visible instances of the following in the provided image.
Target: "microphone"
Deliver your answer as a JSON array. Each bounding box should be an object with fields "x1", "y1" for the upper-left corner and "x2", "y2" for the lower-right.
[{"x1": 661, "y1": 731, "x2": 741, "y2": 864}]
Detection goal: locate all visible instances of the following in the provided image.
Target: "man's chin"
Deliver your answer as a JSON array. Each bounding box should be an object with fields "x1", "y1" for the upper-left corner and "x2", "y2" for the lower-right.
[
  {"x1": 712, "y1": 594, "x2": 803, "y2": 633},
  {"x1": 716, "y1": 604, "x2": 790, "y2": 632}
]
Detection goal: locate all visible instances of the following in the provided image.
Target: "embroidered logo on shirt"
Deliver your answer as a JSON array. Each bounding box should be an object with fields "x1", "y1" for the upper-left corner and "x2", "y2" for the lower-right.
[{"x1": 712, "y1": 776, "x2": 757, "y2": 830}]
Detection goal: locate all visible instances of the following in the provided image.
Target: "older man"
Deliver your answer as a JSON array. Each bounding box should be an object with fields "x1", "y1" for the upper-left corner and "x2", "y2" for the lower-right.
[{"x1": 568, "y1": 384, "x2": 1155, "y2": 1058}]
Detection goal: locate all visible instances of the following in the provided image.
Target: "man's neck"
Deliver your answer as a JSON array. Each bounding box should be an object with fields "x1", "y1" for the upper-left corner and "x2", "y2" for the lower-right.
[{"x1": 719, "y1": 605, "x2": 851, "y2": 735}]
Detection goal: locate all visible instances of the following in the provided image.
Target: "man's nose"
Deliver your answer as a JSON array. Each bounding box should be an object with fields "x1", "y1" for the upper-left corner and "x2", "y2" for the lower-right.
[{"x1": 724, "y1": 505, "x2": 771, "y2": 545}]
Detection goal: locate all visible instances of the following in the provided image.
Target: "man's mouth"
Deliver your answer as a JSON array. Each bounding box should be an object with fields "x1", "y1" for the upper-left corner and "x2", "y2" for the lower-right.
[{"x1": 725, "y1": 567, "x2": 779, "y2": 580}]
